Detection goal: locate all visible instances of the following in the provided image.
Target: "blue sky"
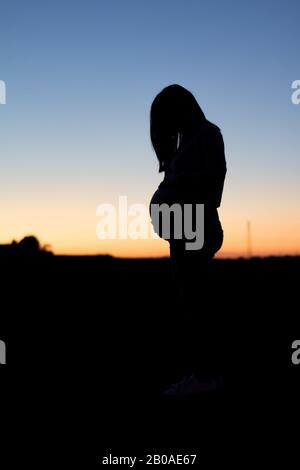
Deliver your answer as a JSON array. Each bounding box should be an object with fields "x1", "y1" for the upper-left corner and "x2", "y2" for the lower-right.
[{"x1": 0, "y1": 0, "x2": 299, "y2": 256}]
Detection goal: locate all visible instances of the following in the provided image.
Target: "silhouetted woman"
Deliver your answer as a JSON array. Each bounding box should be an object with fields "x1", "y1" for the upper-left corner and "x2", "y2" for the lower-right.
[{"x1": 150, "y1": 84, "x2": 226, "y2": 395}]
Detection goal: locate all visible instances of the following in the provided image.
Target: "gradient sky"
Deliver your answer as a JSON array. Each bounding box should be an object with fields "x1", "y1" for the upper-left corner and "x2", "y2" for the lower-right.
[{"x1": 1, "y1": 0, "x2": 299, "y2": 257}]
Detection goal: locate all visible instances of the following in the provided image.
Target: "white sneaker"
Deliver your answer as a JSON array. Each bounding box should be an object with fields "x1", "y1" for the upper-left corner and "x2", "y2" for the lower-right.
[{"x1": 164, "y1": 374, "x2": 222, "y2": 397}]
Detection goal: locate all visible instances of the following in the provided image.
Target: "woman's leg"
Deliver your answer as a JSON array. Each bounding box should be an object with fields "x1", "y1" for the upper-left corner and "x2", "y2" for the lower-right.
[{"x1": 170, "y1": 240, "x2": 222, "y2": 378}]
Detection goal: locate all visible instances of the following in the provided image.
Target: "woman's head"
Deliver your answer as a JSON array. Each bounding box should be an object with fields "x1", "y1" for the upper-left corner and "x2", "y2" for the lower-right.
[{"x1": 150, "y1": 84, "x2": 206, "y2": 172}]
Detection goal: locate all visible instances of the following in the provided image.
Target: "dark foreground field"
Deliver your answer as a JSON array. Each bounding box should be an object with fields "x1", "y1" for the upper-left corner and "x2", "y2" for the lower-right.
[{"x1": 1, "y1": 255, "x2": 299, "y2": 464}]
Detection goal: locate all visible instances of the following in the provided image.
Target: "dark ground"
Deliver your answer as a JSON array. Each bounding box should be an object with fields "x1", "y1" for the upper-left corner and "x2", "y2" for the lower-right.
[{"x1": 1, "y1": 255, "x2": 299, "y2": 465}]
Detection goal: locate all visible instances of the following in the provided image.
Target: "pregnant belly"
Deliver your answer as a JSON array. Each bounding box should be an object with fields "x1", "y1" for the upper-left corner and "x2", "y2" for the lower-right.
[
  {"x1": 150, "y1": 186, "x2": 179, "y2": 208},
  {"x1": 149, "y1": 186, "x2": 181, "y2": 241},
  {"x1": 150, "y1": 186, "x2": 223, "y2": 253}
]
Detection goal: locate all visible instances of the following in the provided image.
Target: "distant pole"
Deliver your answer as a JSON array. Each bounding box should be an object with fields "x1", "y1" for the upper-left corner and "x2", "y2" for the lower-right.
[{"x1": 247, "y1": 221, "x2": 252, "y2": 258}]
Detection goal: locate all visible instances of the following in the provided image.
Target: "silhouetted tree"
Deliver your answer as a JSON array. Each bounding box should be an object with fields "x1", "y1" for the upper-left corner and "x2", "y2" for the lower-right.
[{"x1": 18, "y1": 236, "x2": 40, "y2": 254}]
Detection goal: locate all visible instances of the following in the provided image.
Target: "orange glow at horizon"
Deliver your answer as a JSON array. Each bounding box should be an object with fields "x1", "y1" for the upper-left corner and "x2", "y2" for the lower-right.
[
  {"x1": 1, "y1": 193, "x2": 299, "y2": 258},
  {"x1": 1, "y1": 226, "x2": 299, "y2": 259}
]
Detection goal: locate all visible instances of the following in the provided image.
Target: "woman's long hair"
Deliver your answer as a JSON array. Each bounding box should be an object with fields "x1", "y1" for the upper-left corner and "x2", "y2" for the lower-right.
[{"x1": 150, "y1": 84, "x2": 206, "y2": 172}]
